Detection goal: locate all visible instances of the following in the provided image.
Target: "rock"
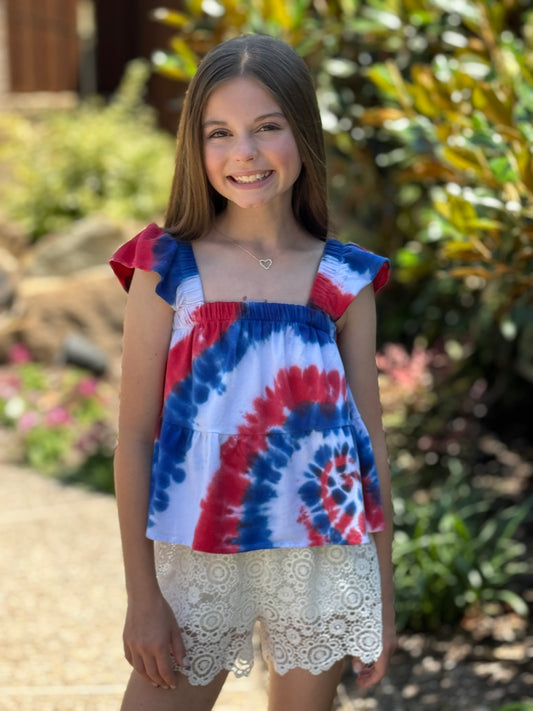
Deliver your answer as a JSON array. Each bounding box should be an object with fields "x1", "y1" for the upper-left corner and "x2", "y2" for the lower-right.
[
  {"x1": 0, "y1": 265, "x2": 126, "y2": 369},
  {"x1": 60, "y1": 332, "x2": 109, "y2": 375},
  {"x1": 0, "y1": 220, "x2": 30, "y2": 258},
  {"x1": 0, "y1": 218, "x2": 151, "y2": 369},
  {"x1": 22, "y1": 217, "x2": 127, "y2": 277},
  {"x1": 0, "y1": 248, "x2": 19, "y2": 309}
]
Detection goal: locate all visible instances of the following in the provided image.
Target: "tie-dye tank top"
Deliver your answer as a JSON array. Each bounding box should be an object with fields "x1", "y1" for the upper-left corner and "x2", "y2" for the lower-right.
[{"x1": 110, "y1": 223, "x2": 390, "y2": 554}]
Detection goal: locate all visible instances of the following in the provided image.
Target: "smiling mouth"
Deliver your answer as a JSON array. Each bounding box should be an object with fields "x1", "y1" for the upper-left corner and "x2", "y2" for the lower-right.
[{"x1": 229, "y1": 171, "x2": 273, "y2": 184}]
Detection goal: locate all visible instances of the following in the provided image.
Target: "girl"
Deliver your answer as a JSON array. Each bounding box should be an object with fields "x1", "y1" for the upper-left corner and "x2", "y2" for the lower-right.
[{"x1": 110, "y1": 33, "x2": 396, "y2": 711}]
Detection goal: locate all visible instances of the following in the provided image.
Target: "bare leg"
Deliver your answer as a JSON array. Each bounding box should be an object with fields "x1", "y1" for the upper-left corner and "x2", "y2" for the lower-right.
[
  {"x1": 267, "y1": 660, "x2": 344, "y2": 711},
  {"x1": 120, "y1": 668, "x2": 228, "y2": 711}
]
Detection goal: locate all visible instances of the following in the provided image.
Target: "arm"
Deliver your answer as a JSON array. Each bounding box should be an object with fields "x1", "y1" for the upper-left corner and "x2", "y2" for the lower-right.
[
  {"x1": 336, "y1": 284, "x2": 396, "y2": 687},
  {"x1": 114, "y1": 268, "x2": 186, "y2": 689}
]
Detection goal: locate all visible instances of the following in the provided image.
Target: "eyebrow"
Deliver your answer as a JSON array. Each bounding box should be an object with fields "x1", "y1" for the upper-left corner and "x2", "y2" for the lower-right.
[{"x1": 202, "y1": 111, "x2": 286, "y2": 128}]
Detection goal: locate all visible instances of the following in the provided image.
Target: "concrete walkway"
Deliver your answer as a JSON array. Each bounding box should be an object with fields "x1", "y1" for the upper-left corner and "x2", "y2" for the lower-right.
[
  {"x1": 0, "y1": 464, "x2": 363, "y2": 710},
  {"x1": 0, "y1": 464, "x2": 268, "y2": 710}
]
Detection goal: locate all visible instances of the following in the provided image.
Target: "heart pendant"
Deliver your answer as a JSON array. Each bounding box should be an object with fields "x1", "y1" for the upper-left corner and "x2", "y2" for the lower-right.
[{"x1": 259, "y1": 259, "x2": 273, "y2": 270}]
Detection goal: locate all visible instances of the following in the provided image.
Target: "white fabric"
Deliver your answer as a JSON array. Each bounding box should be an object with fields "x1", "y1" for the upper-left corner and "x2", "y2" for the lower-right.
[{"x1": 155, "y1": 540, "x2": 383, "y2": 686}]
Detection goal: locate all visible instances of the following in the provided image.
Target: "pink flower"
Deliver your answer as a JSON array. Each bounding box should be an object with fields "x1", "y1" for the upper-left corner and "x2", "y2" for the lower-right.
[
  {"x1": 44, "y1": 407, "x2": 71, "y2": 427},
  {"x1": 8, "y1": 343, "x2": 32, "y2": 365},
  {"x1": 17, "y1": 410, "x2": 40, "y2": 432},
  {"x1": 77, "y1": 377, "x2": 98, "y2": 398},
  {"x1": 0, "y1": 373, "x2": 21, "y2": 399},
  {"x1": 376, "y1": 344, "x2": 432, "y2": 390}
]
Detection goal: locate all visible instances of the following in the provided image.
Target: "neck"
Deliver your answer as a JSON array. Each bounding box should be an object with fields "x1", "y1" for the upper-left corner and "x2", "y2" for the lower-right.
[{"x1": 216, "y1": 203, "x2": 301, "y2": 249}]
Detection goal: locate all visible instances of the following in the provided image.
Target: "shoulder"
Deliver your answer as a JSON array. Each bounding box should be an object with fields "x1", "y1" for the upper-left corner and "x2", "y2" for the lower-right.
[
  {"x1": 328, "y1": 239, "x2": 389, "y2": 290},
  {"x1": 110, "y1": 224, "x2": 195, "y2": 307},
  {"x1": 311, "y1": 239, "x2": 390, "y2": 321},
  {"x1": 109, "y1": 224, "x2": 174, "y2": 287}
]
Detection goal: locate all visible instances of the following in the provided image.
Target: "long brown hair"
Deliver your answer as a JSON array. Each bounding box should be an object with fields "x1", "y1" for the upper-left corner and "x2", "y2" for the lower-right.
[{"x1": 164, "y1": 34, "x2": 328, "y2": 241}]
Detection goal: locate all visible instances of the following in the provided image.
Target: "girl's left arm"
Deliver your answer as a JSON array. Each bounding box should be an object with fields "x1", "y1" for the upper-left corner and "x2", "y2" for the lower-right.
[{"x1": 336, "y1": 283, "x2": 397, "y2": 687}]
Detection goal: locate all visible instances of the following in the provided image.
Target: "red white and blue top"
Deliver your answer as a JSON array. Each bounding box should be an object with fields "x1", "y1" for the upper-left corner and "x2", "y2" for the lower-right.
[{"x1": 110, "y1": 223, "x2": 390, "y2": 554}]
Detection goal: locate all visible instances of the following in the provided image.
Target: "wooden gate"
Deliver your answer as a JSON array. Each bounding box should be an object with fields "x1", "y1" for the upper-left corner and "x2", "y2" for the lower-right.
[
  {"x1": 4, "y1": 0, "x2": 180, "y2": 131},
  {"x1": 6, "y1": 0, "x2": 79, "y2": 92}
]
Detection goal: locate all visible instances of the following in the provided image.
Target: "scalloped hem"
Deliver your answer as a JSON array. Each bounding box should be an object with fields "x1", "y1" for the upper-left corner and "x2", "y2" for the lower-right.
[{"x1": 157, "y1": 540, "x2": 382, "y2": 687}]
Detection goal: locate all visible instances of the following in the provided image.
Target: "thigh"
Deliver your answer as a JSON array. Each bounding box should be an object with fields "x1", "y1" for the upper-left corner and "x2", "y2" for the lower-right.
[
  {"x1": 258, "y1": 543, "x2": 382, "y2": 676},
  {"x1": 120, "y1": 668, "x2": 228, "y2": 711},
  {"x1": 267, "y1": 660, "x2": 344, "y2": 711},
  {"x1": 155, "y1": 542, "x2": 257, "y2": 685}
]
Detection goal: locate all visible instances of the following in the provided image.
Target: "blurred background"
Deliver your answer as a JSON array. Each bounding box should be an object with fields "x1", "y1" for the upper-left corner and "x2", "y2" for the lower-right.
[{"x1": 0, "y1": 1, "x2": 531, "y2": 710}]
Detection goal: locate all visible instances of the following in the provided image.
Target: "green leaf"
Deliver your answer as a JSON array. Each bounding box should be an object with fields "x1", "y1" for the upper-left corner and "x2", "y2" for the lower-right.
[
  {"x1": 366, "y1": 64, "x2": 397, "y2": 95},
  {"x1": 264, "y1": 0, "x2": 297, "y2": 29},
  {"x1": 324, "y1": 58, "x2": 358, "y2": 78},
  {"x1": 349, "y1": 17, "x2": 396, "y2": 35},
  {"x1": 489, "y1": 156, "x2": 519, "y2": 184},
  {"x1": 492, "y1": 589, "x2": 529, "y2": 617},
  {"x1": 429, "y1": 0, "x2": 481, "y2": 24},
  {"x1": 395, "y1": 247, "x2": 423, "y2": 268},
  {"x1": 466, "y1": 218, "x2": 505, "y2": 231},
  {"x1": 168, "y1": 38, "x2": 199, "y2": 75},
  {"x1": 361, "y1": 6, "x2": 402, "y2": 31},
  {"x1": 472, "y1": 86, "x2": 514, "y2": 128},
  {"x1": 339, "y1": 0, "x2": 360, "y2": 18},
  {"x1": 441, "y1": 147, "x2": 485, "y2": 177},
  {"x1": 150, "y1": 7, "x2": 191, "y2": 27},
  {"x1": 440, "y1": 512, "x2": 470, "y2": 539}
]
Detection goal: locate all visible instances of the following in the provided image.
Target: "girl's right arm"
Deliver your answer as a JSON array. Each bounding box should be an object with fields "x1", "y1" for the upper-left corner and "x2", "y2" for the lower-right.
[{"x1": 114, "y1": 267, "x2": 186, "y2": 690}]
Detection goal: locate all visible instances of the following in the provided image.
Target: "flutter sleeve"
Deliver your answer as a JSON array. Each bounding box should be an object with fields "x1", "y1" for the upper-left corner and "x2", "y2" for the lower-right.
[
  {"x1": 343, "y1": 242, "x2": 390, "y2": 296},
  {"x1": 311, "y1": 240, "x2": 390, "y2": 321},
  {"x1": 109, "y1": 223, "x2": 183, "y2": 308}
]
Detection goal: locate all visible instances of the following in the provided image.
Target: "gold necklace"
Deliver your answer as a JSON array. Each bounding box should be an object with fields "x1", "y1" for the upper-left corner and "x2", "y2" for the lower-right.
[{"x1": 215, "y1": 228, "x2": 273, "y2": 270}]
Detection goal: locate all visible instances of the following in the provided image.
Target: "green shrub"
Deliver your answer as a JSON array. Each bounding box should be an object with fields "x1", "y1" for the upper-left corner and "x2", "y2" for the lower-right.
[
  {"x1": 393, "y1": 465, "x2": 530, "y2": 631},
  {"x1": 0, "y1": 60, "x2": 174, "y2": 239},
  {"x1": 378, "y1": 342, "x2": 530, "y2": 631},
  {"x1": 148, "y1": 0, "x2": 532, "y2": 634},
  {"x1": 355, "y1": 1, "x2": 533, "y2": 391},
  {"x1": 150, "y1": 2, "x2": 533, "y2": 382}
]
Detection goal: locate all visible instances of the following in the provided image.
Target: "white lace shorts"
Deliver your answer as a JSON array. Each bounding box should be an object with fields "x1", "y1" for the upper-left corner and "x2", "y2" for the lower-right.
[{"x1": 154, "y1": 539, "x2": 382, "y2": 686}]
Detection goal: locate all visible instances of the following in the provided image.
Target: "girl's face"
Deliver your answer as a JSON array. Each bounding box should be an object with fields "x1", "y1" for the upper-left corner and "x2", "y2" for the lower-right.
[{"x1": 202, "y1": 77, "x2": 302, "y2": 212}]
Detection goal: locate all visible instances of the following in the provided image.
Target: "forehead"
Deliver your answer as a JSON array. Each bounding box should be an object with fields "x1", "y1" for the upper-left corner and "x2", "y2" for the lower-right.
[{"x1": 203, "y1": 77, "x2": 283, "y2": 118}]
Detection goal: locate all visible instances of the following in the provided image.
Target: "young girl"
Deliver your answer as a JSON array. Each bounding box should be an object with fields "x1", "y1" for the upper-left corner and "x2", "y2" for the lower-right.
[{"x1": 110, "y1": 33, "x2": 396, "y2": 711}]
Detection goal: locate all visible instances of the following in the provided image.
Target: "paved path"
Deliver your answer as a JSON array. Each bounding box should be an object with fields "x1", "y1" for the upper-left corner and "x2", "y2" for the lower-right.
[
  {"x1": 0, "y1": 464, "x2": 269, "y2": 710},
  {"x1": 0, "y1": 464, "x2": 361, "y2": 710}
]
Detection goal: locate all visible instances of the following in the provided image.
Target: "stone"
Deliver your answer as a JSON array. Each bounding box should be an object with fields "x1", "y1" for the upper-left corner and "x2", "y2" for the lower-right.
[
  {"x1": 60, "y1": 332, "x2": 109, "y2": 375},
  {"x1": 22, "y1": 217, "x2": 127, "y2": 277},
  {"x1": 0, "y1": 265, "x2": 126, "y2": 368},
  {"x1": 0, "y1": 247, "x2": 19, "y2": 309},
  {"x1": 0, "y1": 219, "x2": 30, "y2": 258}
]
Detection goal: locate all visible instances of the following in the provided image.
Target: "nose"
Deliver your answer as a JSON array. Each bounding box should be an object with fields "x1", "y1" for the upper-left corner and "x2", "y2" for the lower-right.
[{"x1": 233, "y1": 134, "x2": 257, "y2": 162}]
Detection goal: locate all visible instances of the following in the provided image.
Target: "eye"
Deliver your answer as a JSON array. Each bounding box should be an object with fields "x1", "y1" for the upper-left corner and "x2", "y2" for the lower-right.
[
  {"x1": 258, "y1": 123, "x2": 281, "y2": 132},
  {"x1": 206, "y1": 128, "x2": 231, "y2": 139}
]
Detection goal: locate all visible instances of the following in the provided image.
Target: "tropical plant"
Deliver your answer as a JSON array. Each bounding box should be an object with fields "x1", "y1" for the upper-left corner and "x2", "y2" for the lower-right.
[
  {"x1": 148, "y1": 0, "x2": 532, "y2": 631},
  {"x1": 356, "y1": 0, "x2": 533, "y2": 386},
  {"x1": 150, "y1": 0, "x2": 533, "y2": 386}
]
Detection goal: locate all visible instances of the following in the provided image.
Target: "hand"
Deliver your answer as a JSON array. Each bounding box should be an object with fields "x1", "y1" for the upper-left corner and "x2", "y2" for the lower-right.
[
  {"x1": 353, "y1": 609, "x2": 397, "y2": 688},
  {"x1": 123, "y1": 593, "x2": 188, "y2": 690}
]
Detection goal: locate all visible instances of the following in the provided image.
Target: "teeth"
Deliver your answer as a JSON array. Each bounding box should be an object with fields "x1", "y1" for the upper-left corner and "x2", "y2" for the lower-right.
[{"x1": 232, "y1": 172, "x2": 270, "y2": 184}]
